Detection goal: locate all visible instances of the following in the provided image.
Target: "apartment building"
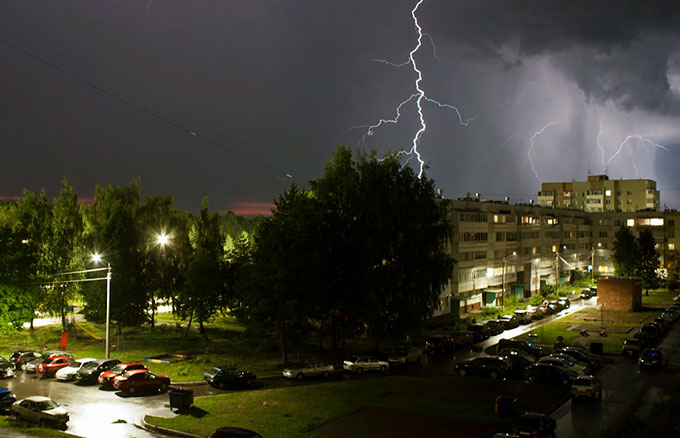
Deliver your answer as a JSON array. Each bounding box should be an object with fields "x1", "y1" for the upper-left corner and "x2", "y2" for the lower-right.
[
  {"x1": 537, "y1": 175, "x2": 660, "y2": 212},
  {"x1": 436, "y1": 196, "x2": 679, "y2": 317}
]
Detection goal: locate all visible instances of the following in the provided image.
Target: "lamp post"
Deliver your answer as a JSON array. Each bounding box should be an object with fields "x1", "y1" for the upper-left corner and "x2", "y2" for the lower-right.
[
  {"x1": 502, "y1": 257, "x2": 506, "y2": 311},
  {"x1": 591, "y1": 246, "x2": 595, "y2": 283},
  {"x1": 91, "y1": 253, "x2": 111, "y2": 359}
]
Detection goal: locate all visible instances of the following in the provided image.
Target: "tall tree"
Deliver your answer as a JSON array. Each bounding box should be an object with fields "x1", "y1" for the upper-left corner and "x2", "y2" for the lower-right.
[
  {"x1": 137, "y1": 195, "x2": 191, "y2": 327},
  {"x1": 637, "y1": 229, "x2": 659, "y2": 294},
  {"x1": 667, "y1": 250, "x2": 680, "y2": 291},
  {"x1": 611, "y1": 226, "x2": 639, "y2": 277},
  {"x1": 44, "y1": 180, "x2": 84, "y2": 330},
  {"x1": 177, "y1": 198, "x2": 227, "y2": 335},
  {"x1": 81, "y1": 180, "x2": 147, "y2": 327}
]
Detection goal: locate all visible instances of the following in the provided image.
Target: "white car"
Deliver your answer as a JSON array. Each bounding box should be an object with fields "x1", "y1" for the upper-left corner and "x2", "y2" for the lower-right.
[
  {"x1": 11, "y1": 396, "x2": 69, "y2": 429},
  {"x1": 55, "y1": 358, "x2": 96, "y2": 381},
  {"x1": 343, "y1": 356, "x2": 389, "y2": 374},
  {"x1": 571, "y1": 375, "x2": 602, "y2": 399},
  {"x1": 282, "y1": 361, "x2": 334, "y2": 380}
]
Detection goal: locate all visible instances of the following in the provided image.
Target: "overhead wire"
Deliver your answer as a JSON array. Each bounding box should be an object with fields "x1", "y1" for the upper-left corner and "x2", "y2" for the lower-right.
[{"x1": 0, "y1": 35, "x2": 293, "y2": 181}]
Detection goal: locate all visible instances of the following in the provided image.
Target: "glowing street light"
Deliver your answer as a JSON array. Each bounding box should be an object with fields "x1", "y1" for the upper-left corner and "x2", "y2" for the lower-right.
[{"x1": 91, "y1": 254, "x2": 111, "y2": 359}]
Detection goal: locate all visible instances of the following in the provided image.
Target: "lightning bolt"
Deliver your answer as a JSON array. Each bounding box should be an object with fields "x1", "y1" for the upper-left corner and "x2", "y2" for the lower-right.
[
  {"x1": 597, "y1": 118, "x2": 606, "y2": 173},
  {"x1": 605, "y1": 134, "x2": 669, "y2": 171},
  {"x1": 527, "y1": 115, "x2": 567, "y2": 183},
  {"x1": 354, "y1": 0, "x2": 475, "y2": 178}
]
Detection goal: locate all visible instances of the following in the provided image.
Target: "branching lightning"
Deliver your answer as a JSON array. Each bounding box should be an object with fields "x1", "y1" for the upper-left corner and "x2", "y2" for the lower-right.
[
  {"x1": 527, "y1": 115, "x2": 567, "y2": 183},
  {"x1": 597, "y1": 118, "x2": 607, "y2": 172},
  {"x1": 353, "y1": 0, "x2": 475, "y2": 178},
  {"x1": 605, "y1": 134, "x2": 669, "y2": 173}
]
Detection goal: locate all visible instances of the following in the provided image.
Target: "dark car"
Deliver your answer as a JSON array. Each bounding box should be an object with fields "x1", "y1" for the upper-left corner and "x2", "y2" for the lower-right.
[
  {"x1": 639, "y1": 324, "x2": 661, "y2": 345},
  {"x1": 622, "y1": 338, "x2": 643, "y2": 357},
  {"x1": 210, "y1": 427, "x2": 263, "y2": 438},
  {"x1": 512, "y1": 412, "x2": 556, "y2": 438},
  {"x1": 9, "y1": 351, "x2": 42, "y2": 371},
  {"x1": 498, "y1": 349, "x2": 535, "y2": 379},
  {"x1": 525, "y1": 363, "x2": 575, "y2": 386},
  {"x1": 425, "y1": 336, "x2": 456, "y2": 356},
  {"x1": 485, "y1": 320, "x2": 505, "y2": 336},
  {"x1": 0, "y1": 387, "x2": 16, "y2": 412},
  {"x1": 204, "y1": 366, "x2": 256, "y2": 389},
  {"x1": 75, "y1": 358, "x2": 121, "y2": 384},
  {"x1": 449, "y1": 331, "x2": 474, "y2": 350},
  {"x1": 497, "y1": 338, "x2": 543, "y2": 359},
  {"x1": 499, "y1": 314, "x2": 519, "y2": 330},
  {"x1": 553, "y1": 347, "x2": 598, "y2": 370},
  {"x1": 638, "y1": 348, "x2": 664, "y2": 372},
  {"x1": 0, "y1": 356, "x2": 15, "y2": 379},
  {"x1": 455, "y1": 356, "x2": 508, "y2": 379},
  {"x1": 558, "y1": 297, "x2": 571, "y2": 309},
  {"x1": 466, "y1": 323, "x2": 491, "y2": 343}
]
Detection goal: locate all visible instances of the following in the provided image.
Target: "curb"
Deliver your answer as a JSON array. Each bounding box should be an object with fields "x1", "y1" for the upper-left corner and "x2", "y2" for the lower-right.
[{"x1": 141, "y1": 416, "x2": 204, "y2": 438}]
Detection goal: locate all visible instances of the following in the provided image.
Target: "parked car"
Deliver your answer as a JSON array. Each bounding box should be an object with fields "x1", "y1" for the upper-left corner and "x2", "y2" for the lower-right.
[
  {"x1": 25, "y1": 351, "x2": 72, "y2": 374},
  {"x1": 558, "y1": 297, "x2": 571, "y2": 308},
  {"x1": 425, "y1": 335, "x2": 456, "y2": 356},
  {"x1": 210, "y1": 427, "x2": 263, "y2": 438},
  {"x1": 36, "y1": 355, "x2": 75, "y2": 377},
  {"x1": 497, "y1": 349, "x2": 535, "y2": 379},
  {"x1": 499, "y1": 314, "x2": 519, "y2": 330},
  {"x1": 0, "y1": 356, "x2": 16, "y2": 379},
  {"x1": 538, "y1": 356, "x2": 587, "y2": 375},
  {"x1": 513, "y1": 309, "x2": 531, "y2": 325},
  {"x1": 512, "y1": 412, "x2": 556, "y2": 438},
  {"x1": 11, "y1": 396, "x2": 69, "y2": 429},
  {"x1": 497, "y1": 338, "x2": 543, "y2": 359},
  {"x1": 525, "y1": 363, "x2": 575, "y2": 386},
  {"x1": 466, "y1": 323, "x2": 491, "y2": 343},
  {"x1": 204, "y1": 365, "x2": 257, "y2": 389},
  {"x1": 571, "y1": 375, "x2": 602, "y2": 399},
  {"x1": 549, "y1": 352, "x2": 592, "y2": 374},
  {"x1": 55, "y1": 358, "x2": 97, "y2": 381},
  {"x1": 638, "y1": 348, "x2": 664, "y2": 372},
  {"x1": 282, "y1": 361, "x2": 334, "y2": 380},
  {"x1": 580, "y1": 288, "x2": 593, "y2": 299},
  {"x1": 9, "y1": 351, "x2": 42, "y2": 371},
  {"x1": 485, "y1": 320, "x2": 505, "y2": 336},
  {"x1": 450, "y1": 331, "x2": 474, "y2": 349},
  {"x1": 343, "y1": 356, "x2": 389, "y2": 374},
  {"x1": 112, "y1": 369, "x2": 170, "y2": 394},
  {"x1": 455, "y1": 356, "x2": 508, "y2": 379},
  {"x1": 98, "y1": 362, "x2": 148, "y2": 387},
  {"x1": 387, "y1": 346, "x2": 423, "y2": 366},
  {"x1": 553, "y1": 348, "x2": 598, "y2": 370},
  {"x1": 0, "y1": 387, "x2": 16, "y2": 413},
  {"x1": 622, "y1": 338, "x2": 643, "y2": 357},
  {"x1": 75, "y1": 358, "x2": 121, "y2": 384}
]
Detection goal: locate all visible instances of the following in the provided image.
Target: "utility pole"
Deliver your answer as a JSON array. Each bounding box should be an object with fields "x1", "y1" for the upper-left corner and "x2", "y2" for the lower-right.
[
  {"x1": 502, "y1": 257, "x2": 507, "y2": 310},
  {"x1": 555, "y1": 251, "x2": 560, "y2": 291},
  {"x1": 591, "y1": 246, "x2": 595, "y2": 283}
]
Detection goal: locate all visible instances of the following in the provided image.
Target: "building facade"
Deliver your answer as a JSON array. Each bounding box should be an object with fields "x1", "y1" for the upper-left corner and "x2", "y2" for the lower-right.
[
  {"x1": 537, "y1": 175, "x2": 660, "y2": 212},
  {"x1": 436, "y1": 197, "x2": 679, "y2": 317}
]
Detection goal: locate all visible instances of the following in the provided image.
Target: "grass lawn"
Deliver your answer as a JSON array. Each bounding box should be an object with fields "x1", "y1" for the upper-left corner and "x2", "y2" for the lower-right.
[
  {"x1": 511, "y1": 291, "x2": 675, "y2": 354},
  {"x1": 146, "y1": 375, "x2": 568, "y2": 438},
  {"x1": 0, "y1": 417, "x2": 82, "y2": 438}
]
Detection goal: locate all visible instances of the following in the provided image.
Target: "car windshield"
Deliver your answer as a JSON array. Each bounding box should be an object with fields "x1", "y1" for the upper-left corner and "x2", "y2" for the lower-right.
[
  {"x1": 642, "y1": 350, "x2": 659, "y2": 358},
  {"x1": 517, "y1": 415, "x2": 542, "y2": 428},
  {"x1": 347, "y1": 356, "x2": 360, "y2": 362},
  {"x1": 37, "y1": 400, "x2": 58, "y2": 411},
  {"x1": 574, "y1": 377, "x2": 592, "y2": 386},
  {"x1": 110, "y1": 364, "x2": 125, "y2": 373},
  {"x1": 83, "y1": 361, "x2": 99, "y2": 370},
  {"x1": 393, "y1": 348, "x2": 408, "y2": 355}
]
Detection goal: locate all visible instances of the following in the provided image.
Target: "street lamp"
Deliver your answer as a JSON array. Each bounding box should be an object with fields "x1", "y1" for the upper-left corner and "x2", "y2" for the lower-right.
[
  {"x1": 156, "y1": 232, "x2": 170, "y2": 248},
  {"x1": 91, "y1": 253, "x2": 111, "y2": 359}
]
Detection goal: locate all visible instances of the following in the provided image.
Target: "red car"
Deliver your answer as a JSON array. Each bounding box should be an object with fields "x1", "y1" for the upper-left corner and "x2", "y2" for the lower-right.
[
  {"x1": 98, "y1": 362, "x2": 148, "y2": 387},
  {"x1": 36, "y1": 356, "x2": 74, "y2": 377},
  {"x1": 112, "y1": 369, "x2": 170, "y2": 394}
]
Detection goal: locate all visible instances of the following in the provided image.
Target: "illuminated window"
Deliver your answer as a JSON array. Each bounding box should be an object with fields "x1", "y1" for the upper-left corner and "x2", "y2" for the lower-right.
[
  {"x1": 605, "y1": 190, "x2": 611, "y2": 196},
  {"x1": 670, "y1": 244, "x2": 676, "y2": 251},
  {"x1": 627, "y1": 219, "x2": 635, "y2": 227}
]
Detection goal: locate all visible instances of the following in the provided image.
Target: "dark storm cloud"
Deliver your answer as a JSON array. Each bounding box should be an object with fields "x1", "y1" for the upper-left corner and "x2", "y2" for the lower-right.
[{"x1": 425, "y1": 0, "x2": 680, "y2": 114}]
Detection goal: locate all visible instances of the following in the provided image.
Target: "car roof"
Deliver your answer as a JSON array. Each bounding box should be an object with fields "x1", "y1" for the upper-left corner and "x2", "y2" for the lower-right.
[{"x1": 23, "y1": 396, "x2": 51, "y2": 402}]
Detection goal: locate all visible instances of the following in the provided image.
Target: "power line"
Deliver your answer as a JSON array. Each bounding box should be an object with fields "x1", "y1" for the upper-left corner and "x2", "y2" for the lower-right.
[{"x1": 0, "y1": 35, "x2": 293, "y2": 181}]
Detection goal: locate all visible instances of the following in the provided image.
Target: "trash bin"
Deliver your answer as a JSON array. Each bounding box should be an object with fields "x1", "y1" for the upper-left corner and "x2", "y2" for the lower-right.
[
  {"x1": 169, "y1": 388, "x2": 194, "y2": 411},
  {"x1": 590, "y1": 342, "x2": 604, "y2": 355}
]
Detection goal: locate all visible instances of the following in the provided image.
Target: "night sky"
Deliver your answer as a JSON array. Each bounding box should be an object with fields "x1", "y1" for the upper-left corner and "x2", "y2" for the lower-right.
[{"x1": 2, "y1": 0, "x2": 679, "y2": 215}]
